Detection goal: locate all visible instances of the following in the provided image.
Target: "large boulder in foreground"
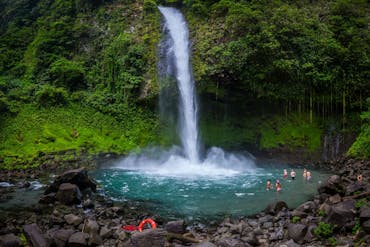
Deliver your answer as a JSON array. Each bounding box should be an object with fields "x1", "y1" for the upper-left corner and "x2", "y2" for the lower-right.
[
  {"x1": 324, "y1": 199, "x2": 356, "y2": 228},
  {"x1": 23, "y1": 223, "x2": 49, "y2": 247},
  {"x1": 130, "y1": 229, "x2": 167, "y2": 247},
  {"x1": 45, "y1": 167, "x2": 96, "y2": 194},
  {"x1": 55, "y1": 183, "x2": 82, "y2": 205},
  {"x1": 0, "y1": 233, "x2": 22, "y2": 247}
]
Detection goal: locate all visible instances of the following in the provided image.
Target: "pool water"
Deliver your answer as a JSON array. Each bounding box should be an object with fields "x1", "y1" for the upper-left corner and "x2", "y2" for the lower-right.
[{"x1": 92, "y1": 166, "x2": 330, "y2": 220}]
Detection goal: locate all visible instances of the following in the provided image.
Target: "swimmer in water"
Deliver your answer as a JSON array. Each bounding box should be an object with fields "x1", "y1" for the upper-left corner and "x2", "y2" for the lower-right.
[
  {"x1": 303, "y1": 168, "x2": 307, "y2": 180},
  {"x1": 276, "y1": 179, "x2": 282, "y2": 192},
  {"x1": 266, "y1": 180, "x2": 272, "y2": 190},
  {"x1": 306, "y1": 171, "x2": 312, "y2": 181},
  {"x1": 290, "y1": 169, "x2": 296, "y2": 180},
  {"x1": 283, "y1": 169, "x2": 288, "y2": 179}
]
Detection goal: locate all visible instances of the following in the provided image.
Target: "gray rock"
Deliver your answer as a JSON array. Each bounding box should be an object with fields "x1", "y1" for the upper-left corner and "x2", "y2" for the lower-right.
[
  {"x1": 0, "y1": 233, "x2": 22, "y2": 247},
  {"x1": 303, "y1": 224, "x2": 317, "y2": 243},
  {"x1": 258, "y1": 215, "x2": 273, "y2": 224},
  {"x1": 84, "y1": 219, "x2": 99, "y2": 234},
  {"x1": 262, "y1": 222, "x2": 273, "y2": 229},
  {"x1": 328, "y1": 194, "x2": 341, "y2": 204},
  {"x1": 360, "y1": 206, "x2": 370, "y2": 220},
  {"x1": 68, "y1": 232, "x2": 89, "y2": 247},
  {"x1": 130, "y1": 229, "x2": 166, "y2": 247},
  {"x1": 362, "y1": 219, "x2": 370, "y2": 233},
  {"x1": 288, "y1": 223, "x2": 307, "y2": 244},
  {"x1": 55, "y1": 183, "x2": 82, "y2": 205},
  {"x1": 284, "y1": 239, "x2": 301, "y2": 247},
  {"x1": 345, "y1": 182, "x2": 366, "y2": 196},
  {"x1": 39, "y1": 193, "x2": 56, "y2": 204},
  {"x1": 47, "y1": 229, "x2": 75, "y2": 247},
  {"x1": 295, "y1": 201, "x2": 317, "y2": 214},
  {"x1": 191, "y1": 242, "x2": 217, "y2": 247},
  {"x1": 64, "y1": 214, "x2": 83, "y2": 226},
  {"x1": 325, "y1": 199, "x2": 356, "y2": 228},
  {"x1": 23, "y1": 223, "x2": 49, "y2": 247},
  {"x1": 44, "y1": 167, "x2": 96, "y2": 194},
  {"x1": 165, "y1": 220, "x2": 186, "y2": 234},
  {"x1": 265, "y1": 201, "x2": 288, "y2": 215},
  {"x1": 217, "y1": 237, "x2": 251, "y2": 247},
  {"x1": 99, "y1": 225, "x2": 113, "y2": 239},
  {"x1": 318, "y1": 175, "x2": 343, "y2": 195}
]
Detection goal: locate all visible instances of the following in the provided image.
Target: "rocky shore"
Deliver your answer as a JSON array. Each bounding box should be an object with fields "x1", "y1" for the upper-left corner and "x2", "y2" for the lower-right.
[{"x1": 0, "y1": 158, "x2": 370, "y2": 247}]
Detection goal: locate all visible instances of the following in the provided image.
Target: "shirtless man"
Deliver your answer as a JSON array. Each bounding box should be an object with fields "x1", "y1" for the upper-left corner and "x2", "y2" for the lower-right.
[{"x1": 290, "y1": 169, "x2": 296, "y2": 180}]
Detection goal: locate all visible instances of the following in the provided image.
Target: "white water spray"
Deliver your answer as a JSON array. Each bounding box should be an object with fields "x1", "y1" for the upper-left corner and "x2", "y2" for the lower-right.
[{"x1": 159, "y1": 7, "x2": 199, "y2": 163}]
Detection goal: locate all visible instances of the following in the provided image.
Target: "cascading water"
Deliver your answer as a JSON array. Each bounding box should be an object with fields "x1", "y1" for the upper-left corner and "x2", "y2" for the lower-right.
[{"x1": 158, "y1": 7, "x2": 199, "y2": 164}]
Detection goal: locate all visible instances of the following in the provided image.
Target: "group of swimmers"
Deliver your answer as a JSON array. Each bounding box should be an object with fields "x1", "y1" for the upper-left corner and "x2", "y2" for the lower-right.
[{"x1": 266, "y1": 168, "x2": 313, "y2": 192}]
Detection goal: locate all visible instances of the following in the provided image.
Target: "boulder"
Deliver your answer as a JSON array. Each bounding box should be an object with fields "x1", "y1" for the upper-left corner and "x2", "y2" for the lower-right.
[
  {"x1": 45, "y1": 167, "x2": 96, "y2": 194},
  {"x1": 288, "y1": 223, "x2": 307, "y2": 244},
  {"x1": 99, "y1": 226, "x2": 113, "y2": 239},
  {"x1": 328, "y1": 194, "x2": 341, "y2": 204},
  {"x1": 165, "y1": 220, "x2": 186, "y2": 234},
  {"x1": 84, "y1": 219, "x2": 102, "y2": 246},
  {"x1": 23, "y1": 223, "x2": 49, "y2": 247},
  {"x1": 362, "y1": 219, "x2": 370, "y2": 233},
  {"x1": 39, "y1": 193, "x2": 56, "y2": 204},
  {"x1": 68, "y1": 232, "x2": 89, "y2": 247},
  {"x1": 55, "y1": 183, "x2": 82, "y2": 205},
  {"x1": 303, "y1": 224, "x2": 317, "y2": 243},
  {"x1": 130, "y1": 229, "x2": 166, "y2": 247},
  {"x1": 360, "y1": 206, "x2": 370, "y2": 220},
  {"x1": 265, "y1": 201, "x2": 288, "y2": 215},
  {"x1": 293, "y1": 201, "x2": 317, "y2": 218},
  {"x1": 0, "y1": 233, "x2": 22, "y2": 247},
  {"x1": 47, "y1": 229, "x2": 75, "y2": 247},
  {"x1": 283, "y1": 239, "x2": 301, "y2": 247},
  {"x1": 217, "y1": 237, "x2": 251, "y2": 247},
  {"x1": 64, "y1": 214, "x2": 83, "y2": 226},
  {"x1": 345, "y1": 182, "x2": 366, "y2": 196},
  {"x1": 318, "y1": 175, "x2": 343, "y2": 195},
  {"x1": 325, "y1": 199, "x2": 356, "y2": 228}
]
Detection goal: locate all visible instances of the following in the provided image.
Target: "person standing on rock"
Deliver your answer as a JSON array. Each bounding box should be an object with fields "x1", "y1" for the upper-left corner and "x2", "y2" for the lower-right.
[{"x1": 290, "y1": 169, "x2": 296, "y2": 180}]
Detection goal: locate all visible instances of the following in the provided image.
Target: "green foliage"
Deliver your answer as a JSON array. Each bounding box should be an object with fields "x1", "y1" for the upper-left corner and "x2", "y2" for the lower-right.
[
  {"x1": 35, "y1": 85, "x2": 68, "y2": 107},
  {"x1": 48, "y1": 58, "x2": 85, "y2": 91},
  {"x1": 355, "y1": 198, "x2": 368, "y2": 209},
  {"x1": 292, "y1": 216, "x2": 301, "y2": 223},
  {"x1": 314, "y1": 222, "x2": 334, "y2": 238},
  {"x1": 348, "y1": 99, "x2": 370, "y2": 158},
  {"x1": 0, "y1": 103, "x2": 158, "y2": 169},
  {"x1": 259, "y1": 114, "x2": 322, "y2": 151},
  {"x1": 352, "y1": 219, "x2": 361, "y2": 235},
  {"x1": 328, "y1": 237, "x2": 337, "y2": 247}
]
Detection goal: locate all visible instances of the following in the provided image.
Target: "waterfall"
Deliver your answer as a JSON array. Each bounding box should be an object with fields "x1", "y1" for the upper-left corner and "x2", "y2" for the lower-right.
[
  {"x1": 113, "y1": 7, "x2": 255, "y2": 177},
  {"x1": 158, "y1": 7, "x2": 200, "y2": 163}
]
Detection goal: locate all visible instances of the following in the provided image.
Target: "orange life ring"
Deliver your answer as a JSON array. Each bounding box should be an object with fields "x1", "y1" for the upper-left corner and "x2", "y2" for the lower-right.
[{"x1": 138, "y1": 218, "x2": 157, "y2": 232}]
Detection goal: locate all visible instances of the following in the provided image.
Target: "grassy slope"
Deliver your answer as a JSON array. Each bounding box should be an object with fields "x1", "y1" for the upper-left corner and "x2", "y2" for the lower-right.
[{"x1": 0, "y1": 103, "x2": 158, "y2": 169}]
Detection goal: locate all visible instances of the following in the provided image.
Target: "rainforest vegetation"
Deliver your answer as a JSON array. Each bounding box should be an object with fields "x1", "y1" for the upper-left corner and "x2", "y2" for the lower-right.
[{"x1": 0, "y1": 0, "x2": 369, "y2": 168}]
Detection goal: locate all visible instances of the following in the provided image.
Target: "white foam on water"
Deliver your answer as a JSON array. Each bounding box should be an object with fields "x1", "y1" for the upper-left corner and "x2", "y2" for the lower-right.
[{"x1": 0, "y1": 182, "x2": 13, "y2": 187}]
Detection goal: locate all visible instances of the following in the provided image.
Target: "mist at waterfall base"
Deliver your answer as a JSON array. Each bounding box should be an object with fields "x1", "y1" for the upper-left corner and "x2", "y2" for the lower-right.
[{"x1": 92, "y1": 7, "x2": 330, "y2": 220}]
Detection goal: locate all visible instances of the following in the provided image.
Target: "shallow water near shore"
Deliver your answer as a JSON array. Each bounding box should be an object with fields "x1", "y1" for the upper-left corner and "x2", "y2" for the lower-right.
[{"x1": 92, "y1": 164, "x2": 331, "y2": 221}]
